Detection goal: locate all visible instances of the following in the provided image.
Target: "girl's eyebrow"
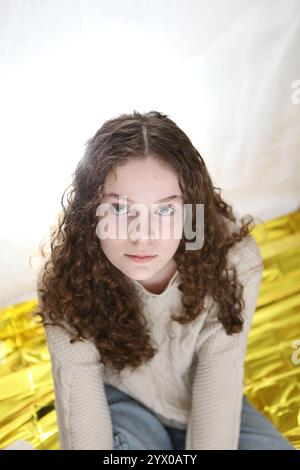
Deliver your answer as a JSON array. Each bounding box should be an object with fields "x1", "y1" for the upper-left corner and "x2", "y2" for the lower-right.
[{"x1": 102, "y1": 192, "x2": 182, "y2": 203}]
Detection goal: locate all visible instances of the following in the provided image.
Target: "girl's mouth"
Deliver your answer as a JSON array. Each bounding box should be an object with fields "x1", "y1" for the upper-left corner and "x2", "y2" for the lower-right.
[{"x1": 125, "y1": 254, "x2": 157, "y2": 263}]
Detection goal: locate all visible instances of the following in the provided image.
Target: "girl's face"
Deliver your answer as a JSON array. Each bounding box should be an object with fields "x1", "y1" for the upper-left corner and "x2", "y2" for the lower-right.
[{"x1": 98, "y1": 156, "x2": 184, "y2": 285}]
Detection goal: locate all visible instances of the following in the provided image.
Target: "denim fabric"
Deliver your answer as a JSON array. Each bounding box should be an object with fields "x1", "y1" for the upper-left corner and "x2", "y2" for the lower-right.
[{"x1": 104, "y1": 383, "x2": 295, "y2": 450}]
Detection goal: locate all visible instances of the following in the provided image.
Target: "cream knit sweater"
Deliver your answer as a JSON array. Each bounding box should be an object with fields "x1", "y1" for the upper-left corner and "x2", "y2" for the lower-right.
[{"x1": 37, "y1": 229, "x2": 263, "y2": 450}]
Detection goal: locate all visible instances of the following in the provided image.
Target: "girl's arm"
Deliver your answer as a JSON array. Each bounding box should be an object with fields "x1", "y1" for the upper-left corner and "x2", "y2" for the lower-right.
[
  {"x1": 37, "y1": 272, "x2": 114, "y2": 450},
  {"x1": 186, "y1": 234, "x2": 264, "y2": 450}
]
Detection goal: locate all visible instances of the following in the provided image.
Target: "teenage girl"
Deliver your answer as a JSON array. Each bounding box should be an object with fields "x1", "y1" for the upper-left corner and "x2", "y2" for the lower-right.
[{"x1": 35, "y1": 110, "x2": 295, "y2": 450}]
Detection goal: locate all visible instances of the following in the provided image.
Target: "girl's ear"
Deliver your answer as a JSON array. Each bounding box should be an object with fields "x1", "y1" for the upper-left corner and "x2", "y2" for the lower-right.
[{"x1": 97, "y1": 185, "x2": 104, "y2": 201}]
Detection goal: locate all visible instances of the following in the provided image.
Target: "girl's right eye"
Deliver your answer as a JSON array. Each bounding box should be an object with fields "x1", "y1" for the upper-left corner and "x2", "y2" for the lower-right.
[{"x1": 109, "y1": 203, "x2": 129, "y2": 215}]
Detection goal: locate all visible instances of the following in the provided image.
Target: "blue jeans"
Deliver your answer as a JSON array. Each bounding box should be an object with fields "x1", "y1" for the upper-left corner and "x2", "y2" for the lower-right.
[{"x1": 104, "y1": 383, "x2": 295, "y2": 450}]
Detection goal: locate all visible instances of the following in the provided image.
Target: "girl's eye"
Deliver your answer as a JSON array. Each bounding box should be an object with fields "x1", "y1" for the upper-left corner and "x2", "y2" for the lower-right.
[
  {"x1": 110, "y1": 203, "x2": 128, "y2": 215},
  {"x1": 156, "y1": 205, "x2": 175, "y2": 216},
  {"x1": 109, "y1": 204, "x2": 175, "y2": 216}
]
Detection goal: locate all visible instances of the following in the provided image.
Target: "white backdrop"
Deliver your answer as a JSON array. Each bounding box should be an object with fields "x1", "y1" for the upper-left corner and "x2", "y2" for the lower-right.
[{"x1": 0, "y1": 0, "x2": 299, "y2": 307}]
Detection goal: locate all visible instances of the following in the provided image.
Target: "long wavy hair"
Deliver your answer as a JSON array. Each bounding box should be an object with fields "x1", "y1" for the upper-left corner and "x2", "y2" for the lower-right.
[{"x1": 33, "y1": 110, "x2": 261, "y2": 375}]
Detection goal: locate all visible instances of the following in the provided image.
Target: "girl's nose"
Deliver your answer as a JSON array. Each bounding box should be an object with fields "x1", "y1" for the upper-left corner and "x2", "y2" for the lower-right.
[{"x1": 128, "y1": 209, "x2": 158, "y2": 242}]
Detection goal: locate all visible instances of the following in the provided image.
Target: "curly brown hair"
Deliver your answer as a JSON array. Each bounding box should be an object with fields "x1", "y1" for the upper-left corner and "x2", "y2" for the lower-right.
[{"x1": 33, "y1": 109, "x2": 262, "y2": 375}]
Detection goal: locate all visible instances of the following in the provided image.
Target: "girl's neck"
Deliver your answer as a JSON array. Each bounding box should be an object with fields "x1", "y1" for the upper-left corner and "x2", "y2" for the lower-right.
[{"x1": 135, "y1": 258, "x2": 178, "y2": 295}]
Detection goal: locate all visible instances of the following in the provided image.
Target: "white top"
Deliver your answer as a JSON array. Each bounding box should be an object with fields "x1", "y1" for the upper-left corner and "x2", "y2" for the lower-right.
[{"x1": 39, "y1": 225, "x2": 263, "y2": 450}]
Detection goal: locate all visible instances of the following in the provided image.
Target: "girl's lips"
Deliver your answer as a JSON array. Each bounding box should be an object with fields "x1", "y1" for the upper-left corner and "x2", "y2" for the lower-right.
[{"x1": 125, "y1": 254, "x2": 157, "y2": 263}]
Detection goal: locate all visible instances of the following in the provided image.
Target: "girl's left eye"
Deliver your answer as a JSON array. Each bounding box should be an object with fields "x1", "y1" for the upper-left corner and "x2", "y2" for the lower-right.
[{"x1": 156, "y1": 205, "x2": 175, "y2": 216}]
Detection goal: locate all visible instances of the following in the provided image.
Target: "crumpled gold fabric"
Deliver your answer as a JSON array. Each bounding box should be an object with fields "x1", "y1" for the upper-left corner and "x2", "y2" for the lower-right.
[
  {"x1": 0, "y1": 209, "x2": 299, "y2": 450},
  {"x1": 244, "y1": 209, "x2": 300, "y2": 450}
]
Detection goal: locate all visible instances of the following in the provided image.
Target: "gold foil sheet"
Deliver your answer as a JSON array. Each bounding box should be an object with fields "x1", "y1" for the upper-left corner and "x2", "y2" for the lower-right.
[{"x1": 244, "y1": 209, "x2": 300, "y2": 450}]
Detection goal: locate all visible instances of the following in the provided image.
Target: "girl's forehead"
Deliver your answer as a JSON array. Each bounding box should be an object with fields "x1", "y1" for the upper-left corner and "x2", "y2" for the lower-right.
[
  {"x1": 103, "y1": 175, "x2": 182, "y2": 198},
  {"x1": 106, "y1": 157, "x2": 178, "y2": 179},
  {"x1": 100, "y1": 158, "x2": 183, "y2": 204}
]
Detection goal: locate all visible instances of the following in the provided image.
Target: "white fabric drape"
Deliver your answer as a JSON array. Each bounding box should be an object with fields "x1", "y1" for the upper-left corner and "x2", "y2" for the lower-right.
[{"x1": 0, "y1": 0, "x2": 299, "y2": 306}]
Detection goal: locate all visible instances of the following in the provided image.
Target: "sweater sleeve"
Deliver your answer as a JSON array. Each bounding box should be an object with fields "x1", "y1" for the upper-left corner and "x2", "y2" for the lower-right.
[
  {"x1": 185, "y1": 234, "x2": 264, "y2": 450},
  {"x1": 36, "y1": 268, "x2": 114, "y2": 450}
]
